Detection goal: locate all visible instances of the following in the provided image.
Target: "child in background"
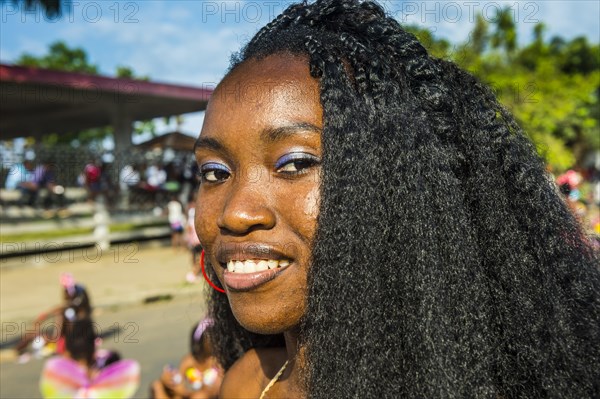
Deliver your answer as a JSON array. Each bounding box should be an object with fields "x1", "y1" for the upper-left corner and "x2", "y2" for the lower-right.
[
  {"x1": 185, "y1": 201, "x2": 202, "y2": 283},
  {"x1": 15, "y1": 273, "x2": 92, "y2": 362},
  {"x1": 167, "y1": 196, "x2": 185, "y2": 249},
  {"x1": 40, "y1": 318, "x2": 140, "y2": 399},
  {"x1": 151, "y1": 318, "x2": 223, "y2": 399}
]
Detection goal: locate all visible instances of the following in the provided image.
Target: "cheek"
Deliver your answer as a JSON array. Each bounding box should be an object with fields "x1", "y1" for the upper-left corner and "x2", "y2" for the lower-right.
[
  {"x1": 194, "y1": 195, "x2": 216, "y2": 247},
  {"x1": 282, "y1": 182, "x2": 320, "y2": 247},
  {"x1": 304, "y1": 185, "x2": 320, "y2": 219}
]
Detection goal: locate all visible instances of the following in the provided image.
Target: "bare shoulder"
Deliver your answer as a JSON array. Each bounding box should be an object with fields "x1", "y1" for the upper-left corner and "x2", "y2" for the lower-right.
[
  {"x1": 219, "y1": 349, "x2": 263, "y2": 399},
  {"x1": 219, "y1": 347, "x2": 287, "y2": 399}
]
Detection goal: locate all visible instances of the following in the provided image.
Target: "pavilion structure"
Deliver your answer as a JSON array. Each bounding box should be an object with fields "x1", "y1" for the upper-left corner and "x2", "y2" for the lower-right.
[
  {"x1": 135, "y1": 131, "x2": 196, "y2": 152},
  {"x1": 0, "y1": 64, "x2": 213, "y2": 153}
]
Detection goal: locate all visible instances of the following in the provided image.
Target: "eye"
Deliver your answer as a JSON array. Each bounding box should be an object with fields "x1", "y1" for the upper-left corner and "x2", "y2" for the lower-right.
[
  {"x1": 199, "y1": 162, "x2": 230, "y2": 183},
  {"x1": 275, "y1": 153, "x2": 321, "y2": 175}
]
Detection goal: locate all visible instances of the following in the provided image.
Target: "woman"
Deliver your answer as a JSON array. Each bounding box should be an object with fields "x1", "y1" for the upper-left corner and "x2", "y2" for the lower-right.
[{"x1": 194, "y1": 0, "x2": 600, "y2": 397}]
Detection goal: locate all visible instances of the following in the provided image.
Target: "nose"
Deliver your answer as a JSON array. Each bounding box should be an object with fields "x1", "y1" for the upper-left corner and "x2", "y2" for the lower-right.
[{"x1": 217, "y1": 178, "x2": 276, "y2": 235}]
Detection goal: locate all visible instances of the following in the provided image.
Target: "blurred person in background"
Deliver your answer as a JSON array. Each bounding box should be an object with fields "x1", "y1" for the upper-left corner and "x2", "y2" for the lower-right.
[
  {"x1": 5, "y1": 158, "x2": 36, "y2": 206},
  {"x1": 151, "y1": 318, "x2": 222, "y2": 399},
  {"x1": 34, "y1": 159, "x2": 66, "y2": 212},
  {"x1": 185, "y1": 199, "x2": 202, "y2": 283},
  {"x1": 167, "y1": 194, "x2": 185, "y2": 249},
  {"x1": 15, "y1": 273, "x2": 92, "y2": 363},
  {"x1": 119, "y1": 163, "x2": 141, "y2": 209},
  {"x1": 40, "y1": 317, "x2": 140, "y2": 399},
  {"x1": 82, "y1": 159, "x2": 102, "y2": 202}
]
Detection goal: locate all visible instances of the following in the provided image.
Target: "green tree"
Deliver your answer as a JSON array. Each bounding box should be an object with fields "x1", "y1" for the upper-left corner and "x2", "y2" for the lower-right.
[
  {"x1": 517, "y1": 23, "x2": 548, "y2": 71},
  {"x1": 115, "y1": 65, "x2": 150, "y2": 81},
  {"x1": 413, "y1": 9, "x2": 598, "y2": 172},
  {"x1": 490, "y1": 7, "x2": 517, "y2": 54},
  {"x1": 470, "y1": 14, "x2": 490, "y2": 55},
  {"x1": 17, "y1": 41, "x2": 98, "y2": 74},
  {"x1": 560, "y1": 37, "x2": 600, "y2": 75}
]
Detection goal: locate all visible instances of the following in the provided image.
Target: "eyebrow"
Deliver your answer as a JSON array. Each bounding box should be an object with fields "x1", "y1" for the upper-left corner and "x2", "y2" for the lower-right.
[
  {"x1": 194, "y1": 122, "x2": 321, "y2": 153},
  {"x1": 260, "y1": 122, "x2": 321, "y2": 144},
  {"x1": 194, "y1": 136, "x2": 224, "y2": 153}
]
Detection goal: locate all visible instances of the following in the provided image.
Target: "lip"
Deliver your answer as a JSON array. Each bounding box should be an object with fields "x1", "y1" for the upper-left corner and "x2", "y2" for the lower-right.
[
  {"x1": 216, "y1": 243, "x2": 290, "y2": 264},
  {"x1": 223, "y1": 263, "x2": 291, "y2": 292},
  {"x1": 215, "y1": 243, "x2": 293, "y2": 292}
]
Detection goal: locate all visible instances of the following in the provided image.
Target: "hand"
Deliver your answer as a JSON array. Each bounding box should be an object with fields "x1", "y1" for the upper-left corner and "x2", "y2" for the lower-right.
[
  {"x1": 160, "y1": 364, "x2": 181, "y2": 387},
  {"x1": 159, "y1": 364, "x2": 187, "y2": 398}
]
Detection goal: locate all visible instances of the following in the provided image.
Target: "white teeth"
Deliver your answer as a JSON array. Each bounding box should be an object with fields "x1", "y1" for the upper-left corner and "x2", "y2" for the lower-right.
[
  {"x1": 256, "y1": 260, "x2": 268, "y2": 271},
  {"x1": 243, "y1": 260, "x2": 256, "y2": 273},
  {"x1": 234, "y1": 261, "x2": 244, "y2": 273},
  {"x1": 227, "y1": 259, "x2": 292, "y2": 273}
]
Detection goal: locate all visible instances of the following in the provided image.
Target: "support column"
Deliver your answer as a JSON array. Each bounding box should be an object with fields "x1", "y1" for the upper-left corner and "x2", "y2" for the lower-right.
[
  {"x1": 111, "y1": 108, "x2": 133, "y2": 212},
  {"x1": 111, "y1": 107, "x2": 133, "y2": 155}
]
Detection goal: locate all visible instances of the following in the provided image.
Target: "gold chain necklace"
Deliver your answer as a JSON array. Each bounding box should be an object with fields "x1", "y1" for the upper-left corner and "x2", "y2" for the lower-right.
[{"x1": 259, "y1": 360, "x2": 289, "y2": 399}]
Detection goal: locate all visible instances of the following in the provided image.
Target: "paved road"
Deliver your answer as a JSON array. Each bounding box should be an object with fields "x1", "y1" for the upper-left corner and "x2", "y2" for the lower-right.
[
  {"x1": 0, "y1": 242, "x2": 212, "y2": 398},
  {"x1": 1, "y1": 242, "x2": 199, "y2": 324},
  {"x1": 0, "y1": 295, "x2": 207, "y2": 398}
]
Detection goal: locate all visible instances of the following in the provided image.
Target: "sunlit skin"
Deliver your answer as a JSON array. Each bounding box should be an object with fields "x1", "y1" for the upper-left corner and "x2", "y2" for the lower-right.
[{"x1": 194, "y1": 54, "x2": 322, "y2": 398}]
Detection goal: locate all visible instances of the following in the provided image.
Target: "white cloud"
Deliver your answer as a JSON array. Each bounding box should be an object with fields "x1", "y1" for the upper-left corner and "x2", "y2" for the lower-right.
[
  {"x1": 15, "y1": 35, "x2": 50, "y2": 58},
  {"x1": 56, "y1": 2, "x2": 249, "y2": 85}
]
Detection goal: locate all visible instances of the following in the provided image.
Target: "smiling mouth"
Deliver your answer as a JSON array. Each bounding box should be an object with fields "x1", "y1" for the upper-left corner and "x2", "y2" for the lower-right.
[
  {"x1": 226, "y1": 259, "x2": 290, "y2": 273},
  {"x1": 223, "y1": 258, "x2": 292, "y2": 291}
]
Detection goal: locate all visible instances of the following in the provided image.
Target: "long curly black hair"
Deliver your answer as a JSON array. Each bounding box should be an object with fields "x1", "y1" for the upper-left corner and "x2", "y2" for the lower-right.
[{"x1": 204, "y1": 1, "x2": 600, "y2": 397}]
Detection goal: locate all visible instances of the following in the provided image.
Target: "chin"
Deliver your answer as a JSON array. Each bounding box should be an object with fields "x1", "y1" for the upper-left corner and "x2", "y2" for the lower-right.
[{"x1": 230, "y1": 296, "x2": 304, "y2": 335}]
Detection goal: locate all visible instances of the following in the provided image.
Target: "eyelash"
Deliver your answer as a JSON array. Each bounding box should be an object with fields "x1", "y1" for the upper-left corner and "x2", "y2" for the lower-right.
[
  {"x1": 199, "y1": 162, "x2": 230, "y2": 183},
  {"x1": 275, "y1": 153, "x2": 321, "y2": 176},
  {"x1": 198, "y1": 153, "x2": 320, "y2": 184}
]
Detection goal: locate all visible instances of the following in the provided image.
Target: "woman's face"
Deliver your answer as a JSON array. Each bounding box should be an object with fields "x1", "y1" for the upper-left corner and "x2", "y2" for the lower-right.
[{"x1": 195, "y1": 54, "x2": 322, "y2": 335}]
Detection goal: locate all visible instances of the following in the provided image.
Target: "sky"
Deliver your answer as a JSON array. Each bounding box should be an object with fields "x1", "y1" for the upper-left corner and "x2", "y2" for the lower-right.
[{"x1": 1, "y1": 0, "x2": 599, "y2": 142}]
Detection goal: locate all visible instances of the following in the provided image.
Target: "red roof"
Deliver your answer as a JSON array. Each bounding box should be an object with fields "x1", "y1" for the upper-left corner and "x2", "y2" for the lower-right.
[
  {"x1": 0, "y1": 64, "x2": 212, "y2": 101},
  {"x1": 0, "y1": 64, "x2": 213, "y2": 139}
]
